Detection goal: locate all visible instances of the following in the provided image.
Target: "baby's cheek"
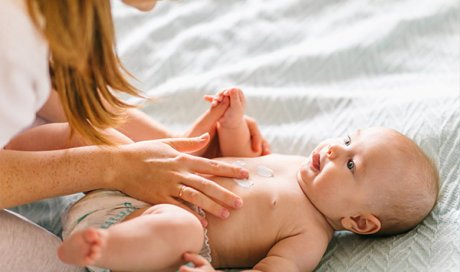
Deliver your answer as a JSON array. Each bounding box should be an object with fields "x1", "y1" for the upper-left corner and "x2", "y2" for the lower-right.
[{"x1": 316, "y1": 173, "x2": 339, "y2": 193}]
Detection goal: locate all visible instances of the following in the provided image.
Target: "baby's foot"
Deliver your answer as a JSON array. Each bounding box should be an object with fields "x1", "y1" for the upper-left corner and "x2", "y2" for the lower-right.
[
  {"x1": 58, "y1": 228, "x2": 107, "y2": 267},
  {"x1": 218, "y1": 88, "x2": 246, "y2": 129}
]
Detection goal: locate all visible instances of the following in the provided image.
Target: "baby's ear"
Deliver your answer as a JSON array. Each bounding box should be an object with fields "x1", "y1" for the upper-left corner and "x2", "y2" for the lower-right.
[{"x1": 341, "y1": 214, "x2": 381, "y2": 235}]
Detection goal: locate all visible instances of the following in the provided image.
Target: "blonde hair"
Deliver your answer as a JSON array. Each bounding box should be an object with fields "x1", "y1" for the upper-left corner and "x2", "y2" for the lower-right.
[
  {"x1": 373, "y1": 132, "x2": 439, "y2": 236},
  {"x1": 26, "y1": 0, "x2": 142, "y2": 145}
]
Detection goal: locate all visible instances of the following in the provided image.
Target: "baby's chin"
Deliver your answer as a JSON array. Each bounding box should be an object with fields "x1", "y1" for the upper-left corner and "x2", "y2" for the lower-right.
[{"x1": 296, "y1": 168, "x2": 311, "y2": 197}]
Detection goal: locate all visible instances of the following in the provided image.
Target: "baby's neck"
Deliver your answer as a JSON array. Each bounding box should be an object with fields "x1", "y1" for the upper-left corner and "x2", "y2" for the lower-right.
[{"x1": 324, "y1": 217, "x2": 343, "y2": 231}]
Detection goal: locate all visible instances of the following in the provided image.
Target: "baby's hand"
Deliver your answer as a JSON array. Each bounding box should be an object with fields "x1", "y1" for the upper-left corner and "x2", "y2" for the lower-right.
[
  {"x1": 204, "y1": 88, "x2": 246, "y2": 129},
  {"x1": 179, "y1": 252, "x2": 220, "y2": 272}
]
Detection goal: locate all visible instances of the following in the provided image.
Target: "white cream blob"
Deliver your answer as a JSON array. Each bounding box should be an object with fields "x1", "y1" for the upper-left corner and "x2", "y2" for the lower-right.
[{"x1": 232, "y1": 161, "x2": 275, "y2": 188}]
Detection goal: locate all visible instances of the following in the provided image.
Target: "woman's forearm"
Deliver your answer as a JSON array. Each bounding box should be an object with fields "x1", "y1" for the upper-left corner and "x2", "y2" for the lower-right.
[
  {"x1": 115, "y1": 108, "x2": 174, "y2": 141},
  {"x1": 38, "y1": 91, "x2": 173, "y2": 142},
  {"x1": 0, "y1": 147, "x2": 111, "y2": 209}
]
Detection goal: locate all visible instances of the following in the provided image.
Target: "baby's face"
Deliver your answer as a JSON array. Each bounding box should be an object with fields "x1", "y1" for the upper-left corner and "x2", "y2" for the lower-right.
[{"x1": 297, "y1": 128, "x2": 407, "y2": 222}]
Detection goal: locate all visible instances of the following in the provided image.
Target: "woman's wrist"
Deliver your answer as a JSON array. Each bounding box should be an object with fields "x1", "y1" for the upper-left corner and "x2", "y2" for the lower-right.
[{"x1": 94, "y1": 146, "x2": 125, "y2": 191}]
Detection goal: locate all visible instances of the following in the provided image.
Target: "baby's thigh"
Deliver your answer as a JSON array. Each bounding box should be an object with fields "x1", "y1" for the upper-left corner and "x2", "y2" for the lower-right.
[{"x1": 125, "y1": 204, "x2": 204, "y2": 250}]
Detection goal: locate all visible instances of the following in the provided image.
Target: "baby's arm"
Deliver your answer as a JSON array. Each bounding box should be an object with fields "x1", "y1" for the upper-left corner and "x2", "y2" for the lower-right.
[
  {"x1": 4, "y1": 123, "x2": 132, "y2": 151},
  {"x1": 180, "y1": 234, "x2": 325, "y2": 272},
  {"x1": 249, "y1": 234, "x2": 326, "y2": 272},
  {"x1": 208, "y1": 88, "x2": 262, "y2": 158}
]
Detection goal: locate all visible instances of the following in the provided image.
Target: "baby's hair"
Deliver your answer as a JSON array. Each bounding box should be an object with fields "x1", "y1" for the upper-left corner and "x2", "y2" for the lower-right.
[{"x1": 373, "y1": 132, "x2": 439, "y2": 236}]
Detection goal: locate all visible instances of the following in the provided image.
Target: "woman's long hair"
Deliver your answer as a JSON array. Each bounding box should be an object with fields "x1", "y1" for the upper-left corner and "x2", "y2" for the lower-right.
[{"x1": 26, "y1": 0, "x2": 142, "y2": 145}]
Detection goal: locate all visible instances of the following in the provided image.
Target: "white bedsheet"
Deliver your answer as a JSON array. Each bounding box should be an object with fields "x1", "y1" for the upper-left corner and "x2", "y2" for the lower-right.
[{"x1": 113, "y1": 0, "x2": 460, "y2": 270}]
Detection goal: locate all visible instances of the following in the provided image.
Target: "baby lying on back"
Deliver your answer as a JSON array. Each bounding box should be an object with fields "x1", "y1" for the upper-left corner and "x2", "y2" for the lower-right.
[{"x1": 56, "y1": 88, "x2": 439, "y2": 272}]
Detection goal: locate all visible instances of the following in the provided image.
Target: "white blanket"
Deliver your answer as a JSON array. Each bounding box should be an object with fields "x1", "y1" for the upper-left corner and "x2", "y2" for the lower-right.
[{"x1": 113, "y1": 0, "x2": 460, "y2": 270}]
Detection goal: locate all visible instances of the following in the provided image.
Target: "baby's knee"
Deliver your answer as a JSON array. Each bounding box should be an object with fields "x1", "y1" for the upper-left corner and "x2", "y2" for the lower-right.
[{"x1": 145, "y1": 204, "x2": 204, "y2": 253}]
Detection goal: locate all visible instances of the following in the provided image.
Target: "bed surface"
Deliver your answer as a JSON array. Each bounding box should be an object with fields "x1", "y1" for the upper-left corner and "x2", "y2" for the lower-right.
[{"x1": 111, "y1": 0, "x2": 460, "y2": 270}]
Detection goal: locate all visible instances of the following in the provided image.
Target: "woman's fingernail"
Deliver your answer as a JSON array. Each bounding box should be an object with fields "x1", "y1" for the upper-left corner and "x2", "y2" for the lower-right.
[
  {"x1": 201, "y1": 219, "x2": 208, "y2": 227},
  {"x1": 221, "y1": 209, "x2": 230, "y2": 218},
  {"x1": 234, "y1": 198, "x2": 243, "y2": 208},
  {"x1": 240, "y1": 168, "x2": 249, "y2": 178}
]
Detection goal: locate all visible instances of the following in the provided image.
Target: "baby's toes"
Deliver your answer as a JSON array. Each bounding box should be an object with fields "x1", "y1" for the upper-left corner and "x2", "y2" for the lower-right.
[{"x1": 86, "y1": 246, "x2": 102, "y2": 264}]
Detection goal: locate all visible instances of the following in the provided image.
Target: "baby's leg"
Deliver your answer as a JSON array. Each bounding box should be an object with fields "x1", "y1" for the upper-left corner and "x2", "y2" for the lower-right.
[
  {"x1": 217, "y1": 89, "x2": 261, "y2": 157},
  {"x1": 58, "y1": 204, "x2": 204, "y2": 272}
]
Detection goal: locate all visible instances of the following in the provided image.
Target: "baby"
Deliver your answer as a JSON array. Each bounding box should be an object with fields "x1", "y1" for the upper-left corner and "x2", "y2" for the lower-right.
[{"x1": 57, "y1": 89, "x2": 439, "y2": 272}]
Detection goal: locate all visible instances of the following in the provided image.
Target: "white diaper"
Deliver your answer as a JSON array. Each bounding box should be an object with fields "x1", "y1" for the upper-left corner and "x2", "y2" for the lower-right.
[
  {"x1": 62, "y1": 189, "x2": 150, "y2": 239},
  {"x1": 62, "y1": 189, "x2": 212, "y2": 272},
  {"x1": 62, "y1": 190, "x2": 151, "y2": 272}
]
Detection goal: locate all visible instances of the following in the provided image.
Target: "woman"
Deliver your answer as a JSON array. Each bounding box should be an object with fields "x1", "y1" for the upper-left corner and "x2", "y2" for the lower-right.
[{"x1": 0, "y1": 0, "x2": 269, "y2": 270}]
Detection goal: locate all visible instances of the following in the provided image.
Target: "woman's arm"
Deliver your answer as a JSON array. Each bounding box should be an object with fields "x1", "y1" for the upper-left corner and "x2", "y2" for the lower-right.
[
  {"x1": 38, "y1": 90, "x2": 270, "y2": 157},
  {"x1": 4, "y1": 123, "x2": 133, "y2": 151},
  {"x1": 0, "y1": 146, "x2": 109, "y2": 209},
  {"x1": 38, "y1": 90, "x2": 174, "y2": 141},
  {"x1": 115, "y1": 108, "x2": 173, "y2": 141},
  {"x1": 0, "y1": 136, "x2": 248, "y2": 219}
]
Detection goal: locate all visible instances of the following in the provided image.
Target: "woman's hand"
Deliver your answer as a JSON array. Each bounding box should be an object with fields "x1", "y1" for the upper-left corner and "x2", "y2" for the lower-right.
[
  {"x1": 179, "y1": 253, "x2": 219, "y2": 272},
  {"x1": 244, "y1": 115, "x2": 271, "y2": 156},
  {"x1": 112, "y1": 133, "x2": 247, "y2": 224}
]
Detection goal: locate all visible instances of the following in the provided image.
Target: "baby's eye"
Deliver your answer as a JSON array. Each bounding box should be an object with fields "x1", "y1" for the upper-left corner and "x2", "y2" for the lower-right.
[
  {"x1": 347, "y1": 159, "x2": 355, "y2": 171},
  {"x1": 344, "y1": 135, "x2": 351, "y2": 146}
]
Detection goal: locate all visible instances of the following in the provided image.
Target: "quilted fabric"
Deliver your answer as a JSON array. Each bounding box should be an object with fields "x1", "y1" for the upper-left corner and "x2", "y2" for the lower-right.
[{"x1": 111, "y1": 0, "x2": 460, "y2": 271}]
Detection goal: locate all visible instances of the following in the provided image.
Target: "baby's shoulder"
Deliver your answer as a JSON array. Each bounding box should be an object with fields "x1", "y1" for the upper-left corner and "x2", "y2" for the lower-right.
[{"x1": 279, "y1": 203, "x2": 331, "y2": 243}]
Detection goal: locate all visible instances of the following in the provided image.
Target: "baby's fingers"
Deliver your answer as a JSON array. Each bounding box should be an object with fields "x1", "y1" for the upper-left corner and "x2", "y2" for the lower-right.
[
  {"x1": 203, "y1": 95, "x2": 223, "y2": 107},
  {"x1": 179, "y1": 252, "x2": 216, "y2": 271},
  {"x1": 203, "y1": 95, "x2": 215, "y2": 103}
]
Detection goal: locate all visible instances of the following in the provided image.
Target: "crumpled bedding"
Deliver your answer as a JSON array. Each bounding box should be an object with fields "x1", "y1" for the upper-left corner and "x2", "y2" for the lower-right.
[
  {"x1": 12, "y1": 0, "x2": 458, "y2": 271},
  {"x1": 111, "y1": 0, "x2": 459, "y2": 270}
]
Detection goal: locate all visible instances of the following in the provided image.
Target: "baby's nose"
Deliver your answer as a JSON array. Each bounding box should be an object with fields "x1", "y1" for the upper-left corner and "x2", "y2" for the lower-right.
[{"x1": 325, "y1": 144, "x2": 342, "y2": 160}]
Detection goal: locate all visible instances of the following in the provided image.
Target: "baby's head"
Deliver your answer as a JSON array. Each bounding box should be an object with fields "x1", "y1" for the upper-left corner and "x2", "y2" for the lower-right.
[{"x1": 297, "y1": 127, "x2": 438, "y2": 236}]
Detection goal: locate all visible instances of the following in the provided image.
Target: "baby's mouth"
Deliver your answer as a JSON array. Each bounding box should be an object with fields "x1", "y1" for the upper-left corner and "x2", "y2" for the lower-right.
[{"x1": 311, "y1": 152, "x2": 321, "y2": 172}]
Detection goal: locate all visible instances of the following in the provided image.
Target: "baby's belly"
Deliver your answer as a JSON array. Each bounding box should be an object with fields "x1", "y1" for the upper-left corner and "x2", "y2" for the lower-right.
[
  {"x1": 205, "y1": 175, "x2": 301, "y2": 267},
  {"x1": 206, "y1": 193, "x2": 282, "y2": 268}
]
